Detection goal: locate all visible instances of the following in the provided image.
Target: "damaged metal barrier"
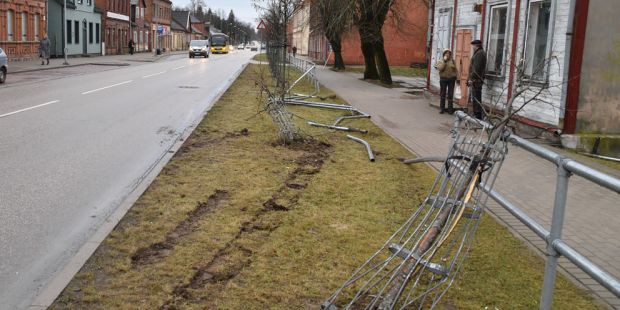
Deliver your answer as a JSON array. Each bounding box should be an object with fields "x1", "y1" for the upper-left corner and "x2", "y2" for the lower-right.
[
  {"x1": 347, "y1": 135, "x2": 375, "y2": 162},
  {"x1": 308, "y1": 121, "x2": 368, "y2": 134}
]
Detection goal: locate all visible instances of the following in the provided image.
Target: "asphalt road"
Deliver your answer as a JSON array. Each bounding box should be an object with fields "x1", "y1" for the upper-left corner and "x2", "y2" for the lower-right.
[{"x1": 0, "y1": 50, "x2": 255, "y2": 309}]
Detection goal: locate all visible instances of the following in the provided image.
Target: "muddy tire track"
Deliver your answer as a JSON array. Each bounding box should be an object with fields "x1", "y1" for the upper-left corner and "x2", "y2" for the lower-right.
[
  {"x1": 160, "y1": 140, "x2": 331, "y2": 309},
  {"x1": 131, "y1": 190, "x2": 229, "y2": 267}
]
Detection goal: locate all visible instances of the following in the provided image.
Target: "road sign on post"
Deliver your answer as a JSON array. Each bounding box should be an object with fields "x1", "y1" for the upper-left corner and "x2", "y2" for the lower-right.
[{"x1": 257, "y1": 19, "x2": 266, "y2": 30}]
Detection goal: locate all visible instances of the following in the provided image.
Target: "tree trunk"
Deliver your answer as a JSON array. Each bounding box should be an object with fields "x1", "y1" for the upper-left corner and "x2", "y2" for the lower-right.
[
  {"x1": 373, "y1": 38, "x2": 392, "y2": 84},
  {"x1": 329, "y1": 39, "x2": 345, "y2": 70},
  {"x1": 360, "y1": 38, "x2": 379, "y2": 80}
]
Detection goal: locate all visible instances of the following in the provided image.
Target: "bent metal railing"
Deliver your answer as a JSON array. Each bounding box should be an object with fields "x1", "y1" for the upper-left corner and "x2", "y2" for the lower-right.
[
  {"x1": 287, "y1": 54, "x2": 320, "y2": 99},
  {"x1": 323, "y1": 111, "x2": 620, "y2": 310}
]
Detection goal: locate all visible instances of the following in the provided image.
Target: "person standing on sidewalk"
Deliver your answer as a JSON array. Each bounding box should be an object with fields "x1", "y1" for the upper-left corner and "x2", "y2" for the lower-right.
[
  {"x1": 436, "y1": 49, "x2": 458, "y2": 114},
  {"x1": 128, "y1": 39, "x2": 135, "y2": 55},
  {"x1": 468, "y1": 39, "x2": 486, "y2": 120},
  {"x1": 39, "y1": 34, "x2": 50, "y2": 65},
  {"x1": 292, "y1": 46, "x2": 297, "y2": 58}
]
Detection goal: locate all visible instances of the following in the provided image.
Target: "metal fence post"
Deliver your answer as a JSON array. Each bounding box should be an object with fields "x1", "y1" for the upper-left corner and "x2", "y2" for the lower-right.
[{"x1": 540, "y1": 158, "x2": 572, "y2": 310}]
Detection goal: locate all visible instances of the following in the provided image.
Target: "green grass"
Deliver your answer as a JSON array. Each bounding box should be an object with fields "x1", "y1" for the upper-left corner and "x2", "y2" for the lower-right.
[
  {"x1": 253, "y1": 53, "x2": 268, "y2": 62},
  {"x1": 50, "y1": 64, "x2": 604, "y2": 310}
]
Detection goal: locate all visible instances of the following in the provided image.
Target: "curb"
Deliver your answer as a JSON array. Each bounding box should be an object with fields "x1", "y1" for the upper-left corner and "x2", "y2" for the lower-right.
[{"x1": 28, "y1": 61, "x2": 251, "y2": 310}]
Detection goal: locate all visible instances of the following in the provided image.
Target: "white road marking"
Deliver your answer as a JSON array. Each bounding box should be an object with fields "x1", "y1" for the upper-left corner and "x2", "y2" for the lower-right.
[
  {"x1": 81, "y1": 80, "x2": 133, "y2": 95},
  {"x1": 171, "y1": 66, "x2": 186, "y2": 71},
  {"x1": 142, "y1": 71, "x2": 166, "y2": 79},
  {"x1": 0, "y1": 100, "x2": 60, "y2": 118}
]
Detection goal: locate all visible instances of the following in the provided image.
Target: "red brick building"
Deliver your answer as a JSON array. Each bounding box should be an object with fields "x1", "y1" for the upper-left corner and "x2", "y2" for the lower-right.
[
  {"x1": 307, "y1": 0, "x2": 428, "y2": 66},
  {"x1": 151, "y1": 0, "x2": 171, "y2": 51},
  {"x1": 96, "y1": 0, "x2": 131, "y2": 55},
  {"x1": 0, "y1": 0, "x2": 47, "y2": 60}
]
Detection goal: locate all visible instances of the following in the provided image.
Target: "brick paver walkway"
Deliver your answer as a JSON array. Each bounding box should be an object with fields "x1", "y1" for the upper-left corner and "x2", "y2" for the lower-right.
[{"x1": 314, "y1": 67, "x2": 620, "y2": 309}]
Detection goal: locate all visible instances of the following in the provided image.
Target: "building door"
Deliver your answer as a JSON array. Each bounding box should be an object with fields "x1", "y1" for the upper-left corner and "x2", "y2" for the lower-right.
[
  {"x1": 454, "y1": 29, "x2": 473, "y2": 107},
  {"x1": 82, "y1": 20, "x2": 88, "y2": 54}
]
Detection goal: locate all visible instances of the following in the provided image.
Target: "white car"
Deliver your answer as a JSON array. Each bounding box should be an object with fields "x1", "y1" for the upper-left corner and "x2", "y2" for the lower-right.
[
  {"x1": 189, "y1": 40, "x2": 210, "y2": 58},
  {"x1": 237, "y1": 44, "x2": 245, "y2": 50},
  {"x1": 0, "y1": 48, "x2": 7, "y2": 84}
]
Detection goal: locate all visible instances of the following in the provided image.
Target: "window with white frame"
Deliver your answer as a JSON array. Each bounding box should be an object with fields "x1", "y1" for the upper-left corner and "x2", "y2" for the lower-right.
[
  {"x1": 436, "y1": 8, "x2": 453, "y2": 63},
  {"x1": 524, "y1": 0, "x2": 552, "y2": 81},
  {"x1": 486, "y1": 4, "x2": 508, "y2": 76},
  {"x1": 7, "y1": 10, "x2": 13, "y2": 41},
  {"x1": 34, "y1": 14, "x2": 40, "y2": 41},
  {"x1": 21, "y1": 12, "x2": 27, "y2": 41}
]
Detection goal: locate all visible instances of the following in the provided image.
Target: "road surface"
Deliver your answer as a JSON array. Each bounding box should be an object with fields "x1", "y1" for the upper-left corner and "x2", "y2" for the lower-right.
[{"x1": 0, "y1": 51, "x2": 255, "y2": 309}]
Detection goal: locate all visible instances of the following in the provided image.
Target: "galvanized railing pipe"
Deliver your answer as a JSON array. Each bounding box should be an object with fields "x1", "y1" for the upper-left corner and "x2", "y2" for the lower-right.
[
  {"x1": 438, "y1": 111, "x2": 620, "y2": 306},
  {"x1": 347, "y1": 135, "x2": 375, "y2": 162},
  {"x1": 540, "y1": 161, "x2": 571, "y2": 310},
  {"x1": 555, "y1": 240, "x2": 620, "y2": 297}
]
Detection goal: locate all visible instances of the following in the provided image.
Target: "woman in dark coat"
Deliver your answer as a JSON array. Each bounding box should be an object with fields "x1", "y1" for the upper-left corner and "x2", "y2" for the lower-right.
[{"x1": 39, "y1": 34, "x2": 51, "y2": 65}]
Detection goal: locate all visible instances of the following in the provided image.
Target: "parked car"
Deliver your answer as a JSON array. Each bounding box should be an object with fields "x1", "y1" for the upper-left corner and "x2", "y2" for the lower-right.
[
  {"x1": 0, "y1": 48, "x2": 7, "y2": 84},
  {"x1": 188, "y1": 40, "x2": 210, "y2": 58},
  {"x1": 250, "y1": 45, "x2": 258, "y2": 51},
  {"x1": 237, "y1": 44, "x2": 245, "y2": 50}
]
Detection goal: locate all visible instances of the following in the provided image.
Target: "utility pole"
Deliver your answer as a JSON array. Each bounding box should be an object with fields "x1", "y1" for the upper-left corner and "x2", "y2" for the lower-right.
[{"x1": 63, "y1": 0, "x2": 69, "y2": 65}]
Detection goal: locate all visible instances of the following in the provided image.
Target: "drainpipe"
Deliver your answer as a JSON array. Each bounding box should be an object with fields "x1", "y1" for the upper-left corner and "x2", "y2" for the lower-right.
[
  {"x1": 426, "y1": 0, "x2": 435, "y2": 89},
  {"x1": 559, "y1": 0, "x2": 578, "y2": 134}
]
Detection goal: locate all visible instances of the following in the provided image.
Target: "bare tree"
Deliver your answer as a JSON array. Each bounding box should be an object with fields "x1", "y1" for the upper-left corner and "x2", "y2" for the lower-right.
[
  {"x1": 352, "y1": 0, "x2": 394, "y2": 83},
  {"x1": 312, "y1": 0, "x2": 354, "y2": 71},
  {"x1": 252, "y1": 0, "x2": 305, "y2": 143}
]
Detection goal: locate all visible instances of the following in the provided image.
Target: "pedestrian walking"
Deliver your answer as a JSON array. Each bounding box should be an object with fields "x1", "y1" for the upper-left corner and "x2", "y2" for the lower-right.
[
  {"x1": 39, "y1": 34, "x2": 50, "y2": 65},
  {"x1": 436, "y1": 49, "x2": 458, "y2": 114},
  {"x1": 128, "y1": 39, "x2": 135, "y2": 55},
  {"x1": 292, "y1": 45, "x2": 297, "y2": 57},
  {"x1": 468, "y1": 39, "x2": 487, "y2": 120}
]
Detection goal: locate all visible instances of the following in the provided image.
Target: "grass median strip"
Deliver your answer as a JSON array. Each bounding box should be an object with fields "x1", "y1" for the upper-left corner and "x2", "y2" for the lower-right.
[{"x1": 51, "y1": 64, "x2": 604, "y2": 309}]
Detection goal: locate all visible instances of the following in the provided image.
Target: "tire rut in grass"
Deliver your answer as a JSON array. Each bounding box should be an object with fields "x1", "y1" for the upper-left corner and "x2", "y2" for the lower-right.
[
  {"x1": 131, "y1": 190, "x2": 229, "y2": 267},
  {"x1": 161, "y1": 140, "x2": 331, "y2": 309}
]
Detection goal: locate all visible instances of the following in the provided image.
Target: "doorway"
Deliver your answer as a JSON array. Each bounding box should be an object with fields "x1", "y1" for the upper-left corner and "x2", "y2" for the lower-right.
[
  {"x1": 82, "y1": 20, "x2": 88, "y2": 54},
  {"x1": 454, "y1": 29, "x2": 473, "y2": 107}
]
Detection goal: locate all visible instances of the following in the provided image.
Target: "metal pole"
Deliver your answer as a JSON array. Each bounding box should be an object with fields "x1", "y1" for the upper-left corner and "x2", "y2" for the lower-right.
[
  {"x1": 63, "y1": 0, "x2": 69, "y2": 65},
  {"x1": 540, "y1": 159, "x2": 571, "y2": 310}
]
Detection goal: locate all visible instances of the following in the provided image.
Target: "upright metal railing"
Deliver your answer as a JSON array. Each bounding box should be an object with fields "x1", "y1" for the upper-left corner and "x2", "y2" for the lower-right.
[{"x1": 455, "y1": 112, "x2": 620, "y2": 309}]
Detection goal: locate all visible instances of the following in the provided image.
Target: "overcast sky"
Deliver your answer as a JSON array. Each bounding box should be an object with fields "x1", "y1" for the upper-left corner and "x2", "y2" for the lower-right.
[{"x1": 171, "y1": 0, "x2": 260, "y2": 25}]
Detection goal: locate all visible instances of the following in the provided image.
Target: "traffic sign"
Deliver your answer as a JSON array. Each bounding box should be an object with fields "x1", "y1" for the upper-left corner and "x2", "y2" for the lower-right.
[{"x1": 257, "y1": 19, "x2": 267, "y2": 30}]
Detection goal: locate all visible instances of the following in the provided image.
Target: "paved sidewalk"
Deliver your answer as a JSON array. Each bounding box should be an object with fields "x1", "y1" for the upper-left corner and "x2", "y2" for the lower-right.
[
  {"x1": 8, "y1": 51, "x2": 184, "y2": 74},
  {"x1": 314, "y1": 67, "x2": 620, "y2": 309}
]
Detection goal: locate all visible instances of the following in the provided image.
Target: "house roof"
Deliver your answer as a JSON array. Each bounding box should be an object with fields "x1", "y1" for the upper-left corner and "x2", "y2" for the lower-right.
[
  {"x1": 210, "y1": 27, "x2": 222, "y2": 35},
  {"x1": 172, "y1": 10, "x2": 190, "y2": 29},
  {"x1": 190, "y1": 14, "x2": 202, "y2": 24},
  {"x1": 171, "y1": 19, "x2": 187, "y2": 32}
]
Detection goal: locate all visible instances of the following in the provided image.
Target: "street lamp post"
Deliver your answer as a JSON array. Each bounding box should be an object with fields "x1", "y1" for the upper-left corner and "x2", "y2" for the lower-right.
[{"x1": 63, "y1": 0, "x2": 69, "y2": 65}]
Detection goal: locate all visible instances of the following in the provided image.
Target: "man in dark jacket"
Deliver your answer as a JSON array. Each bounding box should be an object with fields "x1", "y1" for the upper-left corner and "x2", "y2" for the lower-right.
[{"x1": 468, "y1": 39, "x2": 486, "y2": 120}]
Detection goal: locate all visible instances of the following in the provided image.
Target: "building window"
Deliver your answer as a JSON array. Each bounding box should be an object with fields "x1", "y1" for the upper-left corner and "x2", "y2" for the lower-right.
[
  {"x1": 67, "y1": 20, "x2": 72, "y2": 43},
  {"x1": 7, "y1": 10, "x2": 14, "y2": 41},
  {"x1": 96, "y1": 23, "x2": 100, "y2": 43},
  {"x1": 89, "y1": 22, "x2": 93, "y2": 43},
  {"x1": 34, "y1": 14, "x2": 40, "y2": 41},
  {"x1": 75, "y1": 21, "x2": 80, "y2": 43},
  {"x1": 524, "y1": 0, "x2": 552, "y2": 81},
  {"x1": 77, "y1": 0, "x2": 82, "y2": 4},
  {"x1": 87, "y1": 0, "x2": 92, "y2": 5},
  {"x1": 21, "y1": 12, "x2": 27, "y2": 41},
  {"x1": 436, "y1": 8, "x2": 453, "y2": 63},
  {"x1": 486, "y1": 4, "x2": 508, "y2": 76}
]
